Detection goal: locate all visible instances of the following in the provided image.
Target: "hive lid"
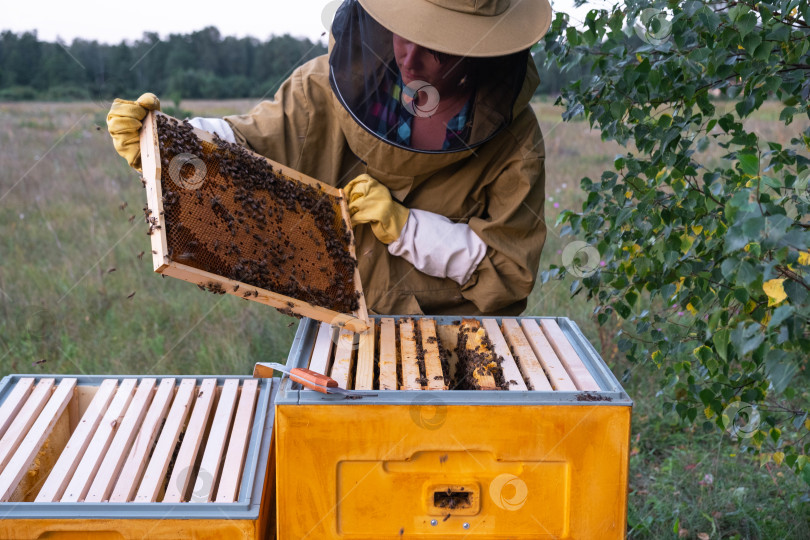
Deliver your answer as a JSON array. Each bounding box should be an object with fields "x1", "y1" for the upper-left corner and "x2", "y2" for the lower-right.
[{"x1": 139, "y1": 111, "x2": 369, "y2": 333}]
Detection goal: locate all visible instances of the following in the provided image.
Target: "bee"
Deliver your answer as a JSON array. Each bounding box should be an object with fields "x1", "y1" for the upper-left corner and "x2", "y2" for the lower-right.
[
  {"x1": 128, "y1": 214, "x2": 136, "y2": 223},
  {"x1": 107, "y1": 267, "x2": 116, "y2": 273},
  {"x1": 127, "y1": 291, "x2": 136, "y2": 299},
  {"x1": 33, "y1": 359, "x2": 47, "y2": 366},
  {"x1": 137, "y1": 251, "x2": 145, "y2": 260},
  {"x1": 119, "y1": 201, "x2": 128, "y2": 211}
]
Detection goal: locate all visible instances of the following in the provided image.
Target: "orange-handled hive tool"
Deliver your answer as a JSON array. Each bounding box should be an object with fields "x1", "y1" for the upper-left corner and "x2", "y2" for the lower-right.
[{"x1": 253, "y1": 362, "x2": 377, "y2": 397}]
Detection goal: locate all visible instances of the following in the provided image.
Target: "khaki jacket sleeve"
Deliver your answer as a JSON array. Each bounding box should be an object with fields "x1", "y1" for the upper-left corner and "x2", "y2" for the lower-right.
[{"x1": 462, "y1": 113, "x2": 547, "y2": 314}]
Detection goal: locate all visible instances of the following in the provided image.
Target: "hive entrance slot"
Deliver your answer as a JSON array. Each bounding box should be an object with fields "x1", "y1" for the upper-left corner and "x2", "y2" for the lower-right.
[{"x1": 433, "y1": 488, "x2": 471, "y2": 510}]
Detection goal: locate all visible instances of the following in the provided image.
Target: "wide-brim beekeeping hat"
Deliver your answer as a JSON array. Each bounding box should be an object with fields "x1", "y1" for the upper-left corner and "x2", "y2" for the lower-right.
[
  {"x1": 357, "y1": 0, "x2": 553, "y2": 57},
  {"x1": 329, "y1": 0, "x2": 549, "y2": 153}
]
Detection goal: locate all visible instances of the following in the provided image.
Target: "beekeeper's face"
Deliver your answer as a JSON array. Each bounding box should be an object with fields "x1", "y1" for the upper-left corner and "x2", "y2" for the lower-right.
[{"x1": 392, "y1": 34, "x2": 467, "y2": 96}]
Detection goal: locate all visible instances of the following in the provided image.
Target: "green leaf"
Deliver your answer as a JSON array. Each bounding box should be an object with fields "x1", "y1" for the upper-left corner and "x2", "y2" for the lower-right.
[
  {"x1": 753, "y1": 41, "x2": 773, "y2": 62},
  {"x1": 736, "y1": 12, "x2": 757, "y2": 37},
  {"x1": 699, "y1": 388, "x2": 714, "y2": 405},
  {"x1": 765, "y1": 350, "x2": 798, "y2": 393},
  {"x1": 767, "y1": 305, "x2": 794, "y2": 329},
  {"x1": 713, "y1": 329, "x2": 729, "y2": 361},
  {"x1": 738, "y1": 152, "x2": 760, "y2": 176},
  {"x1": 614, "y1": 301, "x2": 631, "y2": 319},
  {"x1": 742, "y1": 33, "x2": 762, "y2": 53},
  {"x1": 741, "y1": 216, "x2": 765, "y2": 241}
]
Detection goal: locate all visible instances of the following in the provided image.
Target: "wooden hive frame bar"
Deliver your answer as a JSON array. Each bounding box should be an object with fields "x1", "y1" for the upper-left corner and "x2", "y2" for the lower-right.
[
  {"x1": 0, "y1": 379, "x2": 76, "y2": 502},
  {"x1": 436, "y1": 324, "x2": 461, "y2": 389},
  {"x1": 519, "y1": 319, "x2": 578, "y2": 391},
  {"x1": 216, "y1": 379, "x2": 259, "y2": 503},
  {"x1": 109, "y1": 378, "x2": 175, "y2": 502},
  {"x1": 399, "y1": 320, "x2": 422, "y2": 390},
  {"x1": 84, "y1": 379, "x2": 156, "y2": 502},
  {"x1": 140, "y1": 111, "x2": 369, "y2": 333},
  {"x1": 501, "y1": 319, "x2": 553, "y2": 391},
  {"x1": 354, "y1": 320, "x2": 376, "y2": 391},
  {"x1": 419, "y1": 319, "x2": 446, "y2": 390},
  {"x1": 308, "y1": 322, "x2": 337, "y2": 375},
  {"x1": 61, "y1": 379, "x2": 137, "y2": 502},
  {"x1": 330, "y1": 328, "x2": 357, "y2": 390},
  {"x1": 36, "y1": 379, "x2": 119, "y2": 502},
  {"x1": 538, "y1": 319, "x2": 600, "y2": 391},
  {"x1": 378, "y1": 318, "x2": 398, "y2": 391},
  {"x1": 134, "y1": 378, "x2": 196, "y2": 502},
  {"x1": 481, "y1": 319, "x2": 528, "y2": 391},
  {"x1": 457, "y1": 320, "x2": 498, "y2": 390},
  {"x1": 193, "y1": 379, "x2": 240, "y2": 503},
  {"x1": 163, "y1": 379, "x2": 217, "y2": 503},
  {"x1": 0, "y1": 378, "x2": 34, "y2": 441},
  {"x1": 0, "y1": 379, "x2": 55, "y2": 473}
]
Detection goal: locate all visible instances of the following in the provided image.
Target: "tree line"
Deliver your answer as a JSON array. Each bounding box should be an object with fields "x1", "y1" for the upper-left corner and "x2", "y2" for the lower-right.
[
  {"x1": 0, "y1": 27, "x2": 327, "y2": 102},
  {"x1": 0, "y1": 27, "x2": 580, "y2": 102}
]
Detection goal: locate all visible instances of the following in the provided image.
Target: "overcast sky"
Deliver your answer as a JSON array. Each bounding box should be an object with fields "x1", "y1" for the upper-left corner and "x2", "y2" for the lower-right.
[{"x1": 6, "y1": 1, "x2": 602, "y2": 44}]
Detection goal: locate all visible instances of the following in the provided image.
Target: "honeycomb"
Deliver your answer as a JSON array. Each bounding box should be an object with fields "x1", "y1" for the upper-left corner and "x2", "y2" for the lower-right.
[{"x1": 154, "y1": 114, "x2": 359, "y2": 314}]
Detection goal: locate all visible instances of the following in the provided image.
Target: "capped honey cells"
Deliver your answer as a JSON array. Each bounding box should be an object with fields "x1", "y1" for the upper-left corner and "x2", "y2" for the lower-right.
[{"x1": 154, "y1": 114, "x2": 359, "y2": 314}]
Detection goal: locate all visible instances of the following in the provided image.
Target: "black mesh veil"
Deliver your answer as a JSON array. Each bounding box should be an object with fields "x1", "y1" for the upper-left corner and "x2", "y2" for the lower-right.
[{"x1": 329, "y1": 0, "x2": 529, "y2": 153}]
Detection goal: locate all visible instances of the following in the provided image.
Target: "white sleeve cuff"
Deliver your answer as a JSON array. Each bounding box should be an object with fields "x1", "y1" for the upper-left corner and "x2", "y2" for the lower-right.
[
  {"x1": 188, "y1": 117, "x2": 236, "y2": 144},
  {"x1": 388, "y1": 209, "x2": 487, "y2": 285}
]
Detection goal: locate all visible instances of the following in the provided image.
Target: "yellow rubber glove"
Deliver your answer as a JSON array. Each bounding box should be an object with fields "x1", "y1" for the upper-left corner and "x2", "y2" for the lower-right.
[
  {"x1": 344, "y1": 174, "x2": 410, "y2": 244},
  {"x1": 106, "y1": 92, "x2": 161, "y2": 171}
]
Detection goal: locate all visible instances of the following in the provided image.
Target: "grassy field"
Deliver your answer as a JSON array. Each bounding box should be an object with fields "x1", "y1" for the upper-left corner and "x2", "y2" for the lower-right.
[{"x1": 0, "y1": 98, "x2": 807, "y2": 538}]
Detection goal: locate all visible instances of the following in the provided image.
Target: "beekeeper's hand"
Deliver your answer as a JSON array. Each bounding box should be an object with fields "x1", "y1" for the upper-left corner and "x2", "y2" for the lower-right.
[
  {"x1": 344, "y1": 174, "x2": 410, "y2": 244},
  {"x1": 106, "y1": 92, "x2": 161, "y2": 171}
]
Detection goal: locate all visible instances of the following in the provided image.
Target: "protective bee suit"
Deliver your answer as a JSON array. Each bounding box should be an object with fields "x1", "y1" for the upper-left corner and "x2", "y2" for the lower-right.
[{"x1": 199, "y1": 0, "x2": 551, "y2": 315}]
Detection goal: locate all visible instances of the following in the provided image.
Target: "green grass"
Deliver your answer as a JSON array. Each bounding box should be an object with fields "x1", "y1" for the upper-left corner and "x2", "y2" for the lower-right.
[{"x1": 0, "y1": 99, "x2": 807, "y2": 538}]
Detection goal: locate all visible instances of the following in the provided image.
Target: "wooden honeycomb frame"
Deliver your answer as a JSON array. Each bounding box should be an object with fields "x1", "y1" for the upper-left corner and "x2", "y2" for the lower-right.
[{"x1": 139, "y1": 111, "x2": 369, "y2": 332}]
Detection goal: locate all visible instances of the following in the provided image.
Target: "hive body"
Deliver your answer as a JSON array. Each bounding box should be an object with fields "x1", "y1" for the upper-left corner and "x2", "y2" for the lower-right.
[
  {"x1": 0, "y1": 375, "x2": 276, "y2": 540},
  {"x1": 274, "y1": 315, "x2": 632, "y2": 539}
]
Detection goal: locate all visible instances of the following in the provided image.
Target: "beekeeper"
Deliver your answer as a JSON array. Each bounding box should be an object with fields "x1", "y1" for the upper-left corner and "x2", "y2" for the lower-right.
[{"x1": 107, "y1": 0, "x2": 552, "y2": 316}]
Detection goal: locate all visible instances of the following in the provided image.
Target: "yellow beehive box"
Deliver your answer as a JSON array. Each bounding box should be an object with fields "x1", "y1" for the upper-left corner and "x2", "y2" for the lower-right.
[
  {"x1": 0, "y1": 375, "x2": 277, "y2": 540},
  {"x1": 274, "y1": 316, "x2": 632, "y2": 539}
]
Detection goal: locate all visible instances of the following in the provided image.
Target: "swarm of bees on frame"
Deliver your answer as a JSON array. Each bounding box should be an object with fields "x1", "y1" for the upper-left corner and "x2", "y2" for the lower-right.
[{"x1": 152, "y1": 115, "x2": 360, "y2": 313}]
